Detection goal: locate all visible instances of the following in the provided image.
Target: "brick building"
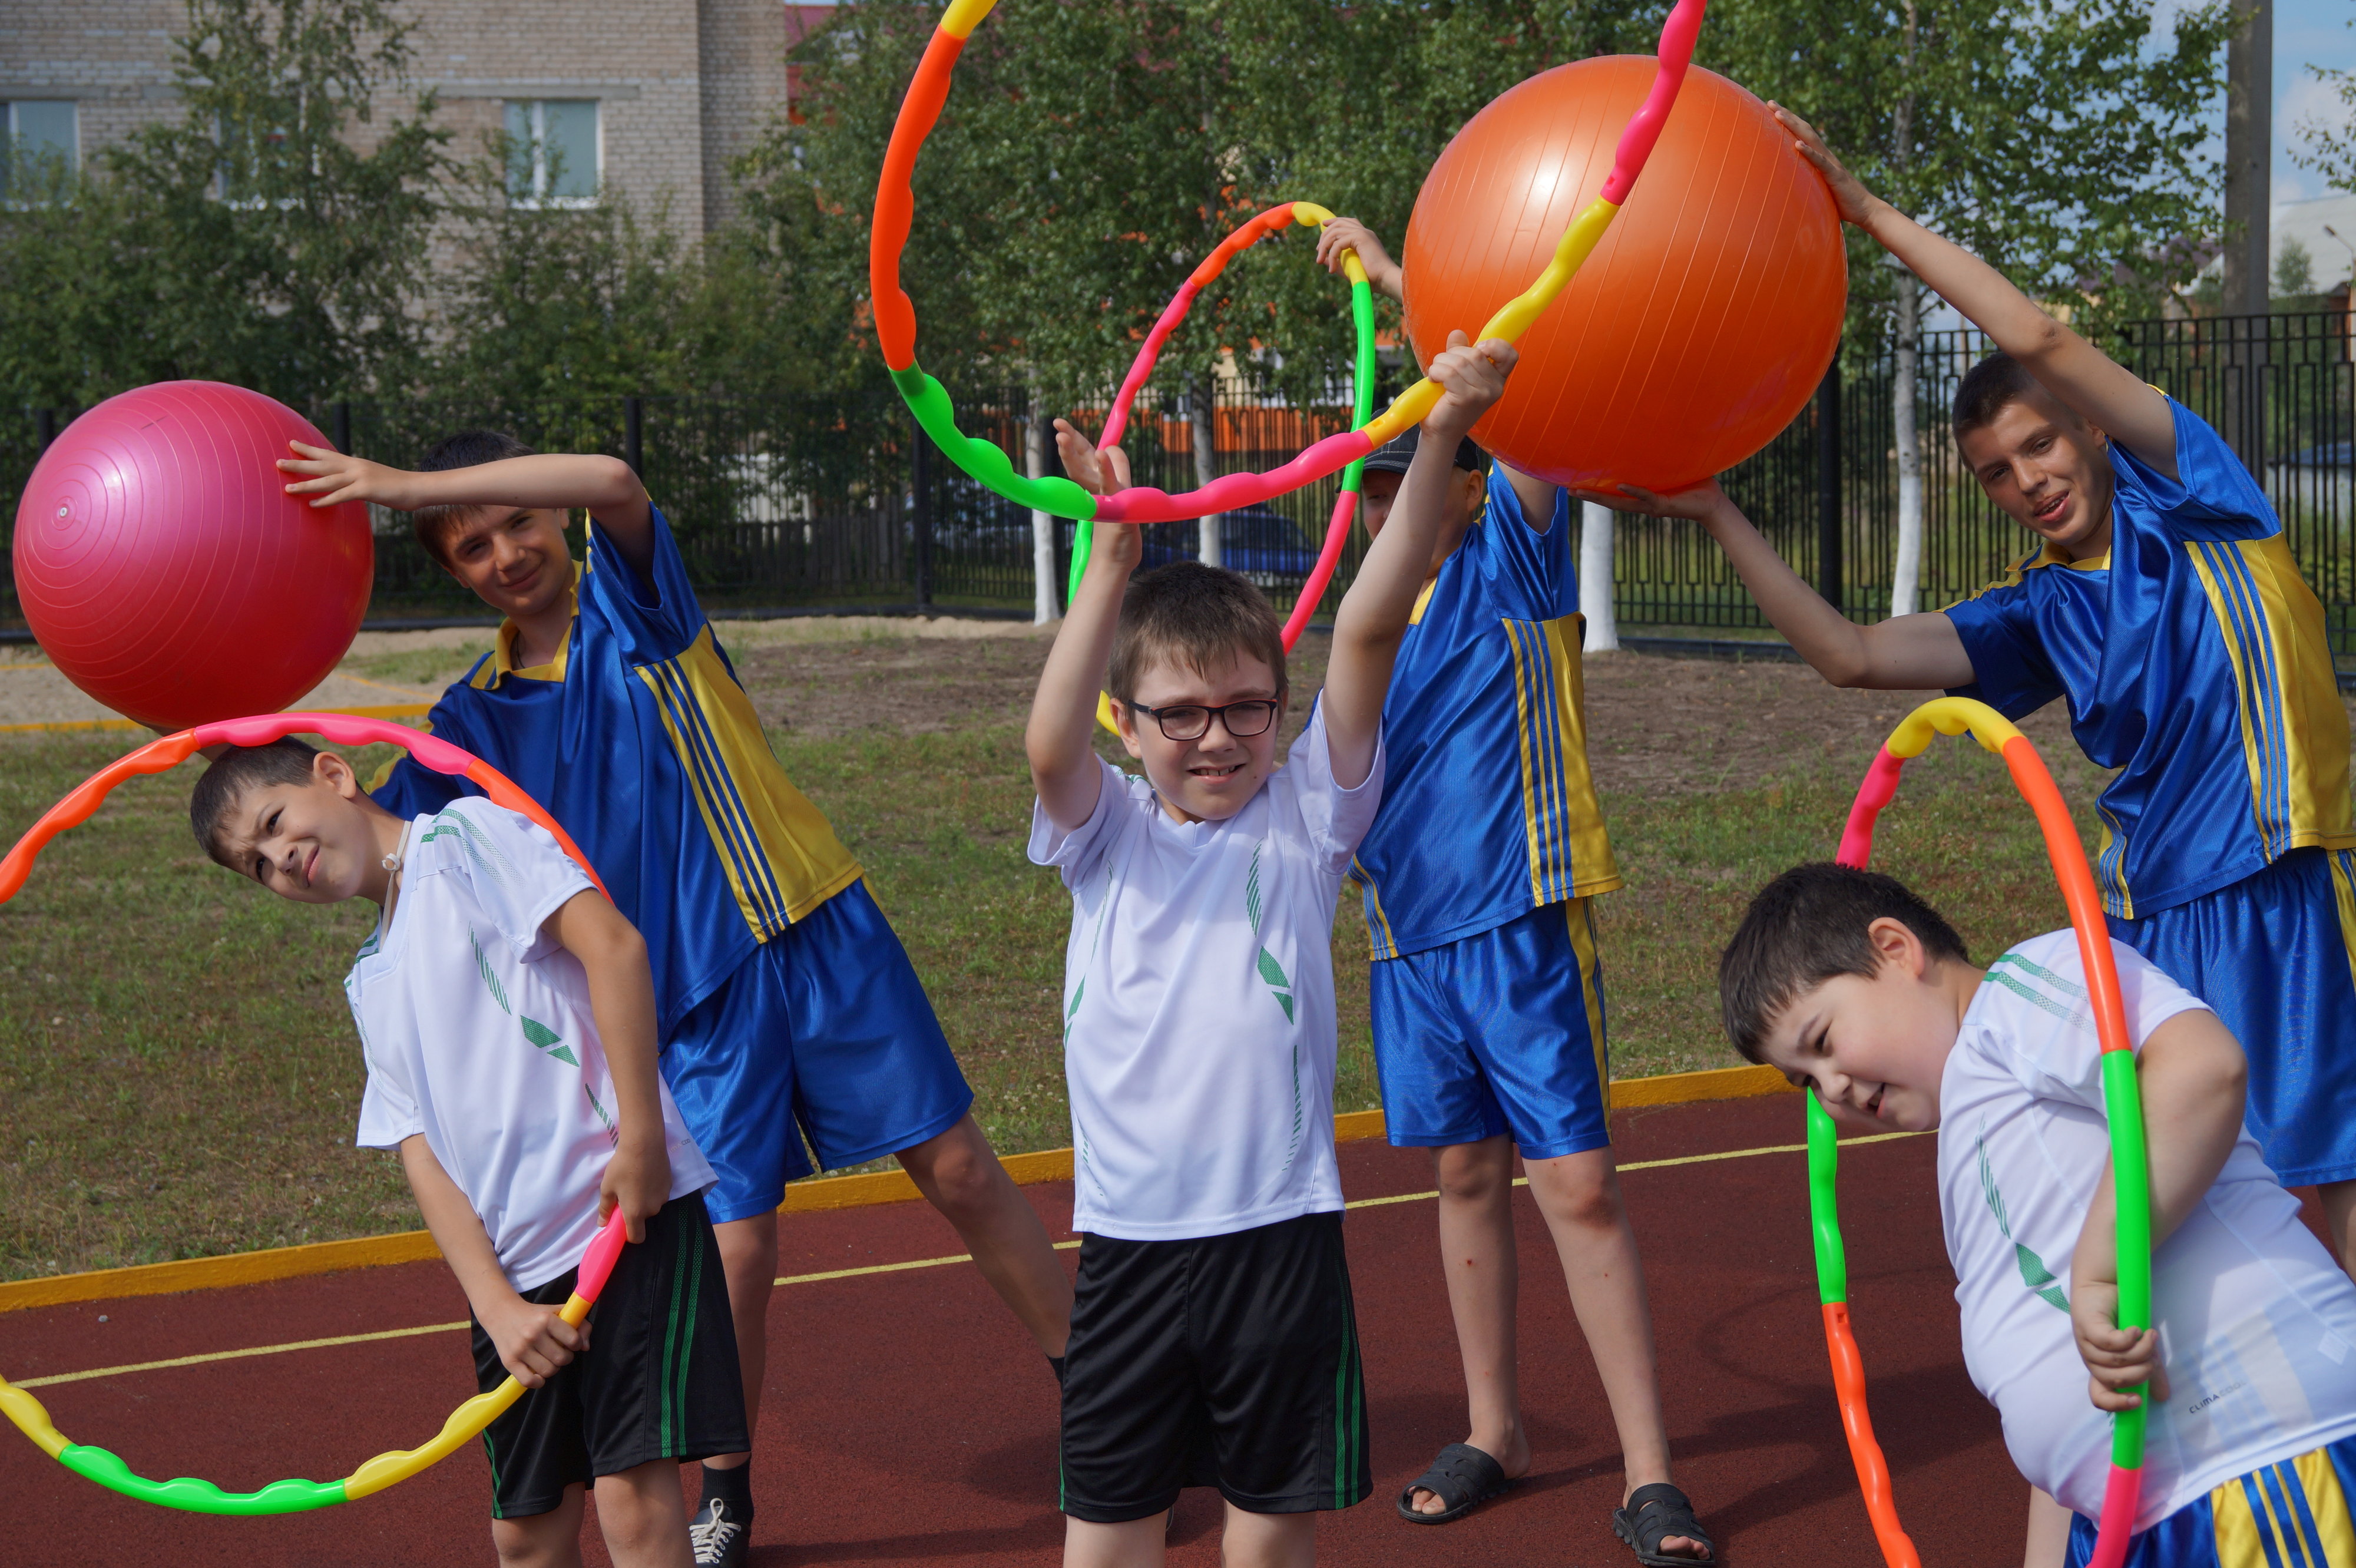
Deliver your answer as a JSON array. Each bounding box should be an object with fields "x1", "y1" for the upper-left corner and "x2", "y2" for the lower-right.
[{"x1": 1, "y1": 0, "x2": 833, "y2": 233}]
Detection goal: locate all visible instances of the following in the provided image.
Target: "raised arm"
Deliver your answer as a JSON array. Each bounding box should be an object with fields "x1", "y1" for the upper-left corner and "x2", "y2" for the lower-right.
[
  {"x1": 1773, "y1": 108, "x2": 2176, "y2": 478},
  {"x1": 2068, "y1": 1007, "x2": 2248, "y2": 1413},
  {"x1": 545, "y1": 888, "x2": 669, "y2": 1243},
  {"x1": 279, "y1": 448, "x2": 659, "y2": 574},
  {"x1": 1322, "y1": 332, "x2": 1515, "y2": 784},
  {"x1": 1314, "y1": 216, "x2": 1404, "y2": 303},
  {"x1": 1025, "y1": 424, "x2": 1139, "y2": 831},
  {"x1": 1576, "y1": 478, "x2": 1976, "y2": 690}
]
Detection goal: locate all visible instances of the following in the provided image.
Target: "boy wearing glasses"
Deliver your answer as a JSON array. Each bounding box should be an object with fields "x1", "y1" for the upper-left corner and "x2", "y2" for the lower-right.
[{"x1": 1025, "y1": 329, "x2": 1516, "y2": 1567}]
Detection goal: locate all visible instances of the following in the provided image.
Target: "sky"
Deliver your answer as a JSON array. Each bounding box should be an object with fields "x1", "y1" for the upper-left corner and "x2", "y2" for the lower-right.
[{"x1": 2274, "y1": 0, "x2": 2356, "y2": 201}]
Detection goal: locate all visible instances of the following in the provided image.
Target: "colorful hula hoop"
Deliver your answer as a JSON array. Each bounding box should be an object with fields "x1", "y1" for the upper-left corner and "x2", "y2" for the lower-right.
[
  {"x1": 872, "y1": 0, "x2": 1708, "y2": 525},
  {"x1": 1822, "y1": 697, "x2": 2150, "y2": 1568},
  {"x1": 0, "y1": 713, "x2": 628, "y2": 1514},
  {"x1": 1063, "y1": 199, "x2": 1375, "y2": 651}
]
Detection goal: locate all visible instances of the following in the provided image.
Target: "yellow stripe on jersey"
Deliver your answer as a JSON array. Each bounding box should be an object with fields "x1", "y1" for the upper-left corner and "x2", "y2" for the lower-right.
[
  {"x1": 2185, "y1": 537, "x2": 2356, "y2": 867},
  {"x1": 1564, "y1": 898, "x2": 1609, "y2": 1094},
  {"x1": 1354, "y1": 858, "x2": 1402, "y2": 961},
  {"x1": 1501, "y1": 616, "x2": 1623, "y2": 907},
  {"x1": 635, "y1": 626, "x2": 862, "y2": 938},
  {"x1": 2327, "y1": 851, "x2": 2356, "y2": 1005},
  {"x1": 2212, "y1": 1445, "x2": 2356, "y2": 1566}
]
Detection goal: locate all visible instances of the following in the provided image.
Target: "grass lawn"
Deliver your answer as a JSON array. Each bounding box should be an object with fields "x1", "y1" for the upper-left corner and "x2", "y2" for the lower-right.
[{"x1": 0, "y1": 650, "x2": 2110, "y2": 1283}]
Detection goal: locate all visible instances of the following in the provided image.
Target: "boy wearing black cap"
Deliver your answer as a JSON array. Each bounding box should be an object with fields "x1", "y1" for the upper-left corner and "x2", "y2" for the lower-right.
[{"x1": 1315, "y1": 221, "x2": 1712, "y2": 1565}]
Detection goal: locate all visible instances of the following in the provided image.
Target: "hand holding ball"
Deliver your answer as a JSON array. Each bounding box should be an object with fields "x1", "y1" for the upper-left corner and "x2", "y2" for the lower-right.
[{"x1": 11, "y1": 382, "x2": 373, "y2": 731}]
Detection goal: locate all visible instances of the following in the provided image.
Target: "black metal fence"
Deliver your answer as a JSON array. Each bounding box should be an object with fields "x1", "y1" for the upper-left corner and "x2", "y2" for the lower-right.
[{"x1": 6, "y1": 310, "x2": 2356, "y2": 648}]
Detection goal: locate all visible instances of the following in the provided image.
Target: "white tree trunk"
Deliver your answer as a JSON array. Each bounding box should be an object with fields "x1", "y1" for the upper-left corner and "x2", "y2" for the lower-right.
[
  {"x1": 1580, "y1": 501, "x2": 1619, "y2": 651},
  {"x1": 1190, "y1": 376, "x2": 1222, "y2": 568},
  {"x1": 1890, "y1": 275, "x2": 1924, "y2": 618},
  {"x1": 1026, "y1": 411, "x2": 1058, "y2": 624}
]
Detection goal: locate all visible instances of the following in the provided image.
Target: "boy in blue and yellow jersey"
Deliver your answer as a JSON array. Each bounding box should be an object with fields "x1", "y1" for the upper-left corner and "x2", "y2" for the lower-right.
[
  {"x1": 1312, "y1": 220, "x2": 1713, "y2": 1566},
  {"x1": 1590, "y1": 117, "x2": 2356, "y2": 1262},
  {"x1": 277, "y1": 431, "x2": 1074, "y2": 1566}
]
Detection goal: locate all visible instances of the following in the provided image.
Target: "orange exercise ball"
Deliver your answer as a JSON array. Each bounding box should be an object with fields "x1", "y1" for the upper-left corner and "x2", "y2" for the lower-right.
[{"x1": 1402, "y1": 57, "x2": 1846, "y2": 495}]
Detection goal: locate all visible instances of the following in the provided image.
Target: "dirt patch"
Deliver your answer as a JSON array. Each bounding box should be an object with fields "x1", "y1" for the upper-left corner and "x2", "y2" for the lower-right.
[{"x1": 1578, "y1": 652, "x2": 2090, "y2": 795}]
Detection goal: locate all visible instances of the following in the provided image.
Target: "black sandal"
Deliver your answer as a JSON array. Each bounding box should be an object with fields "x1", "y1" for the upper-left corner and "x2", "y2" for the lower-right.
[
  {"x1": 1613, "y1": 1481, "x2": 1716, "y2": 1564},
  {"x1": 1395, "y1": 1441, "x2": 1513, "y2": 1524}
]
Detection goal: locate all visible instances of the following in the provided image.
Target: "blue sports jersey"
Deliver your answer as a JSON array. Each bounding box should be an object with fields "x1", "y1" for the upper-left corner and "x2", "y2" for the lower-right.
[
  {"x1": 1944, "y1": 398, "x2": 2353, "y2": 918},
  {"x1": 370, "y1": 508, "x2": 862, "y2": 1034},
  {"x1": 1351, "y1": 469, "x2": 1620, "y2": 959}
]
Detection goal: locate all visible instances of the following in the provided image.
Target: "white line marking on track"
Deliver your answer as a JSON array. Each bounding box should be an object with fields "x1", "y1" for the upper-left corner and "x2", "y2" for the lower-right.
[{"x1": 7, "y1": 1130, "x2": 1923, "y2": 1390}]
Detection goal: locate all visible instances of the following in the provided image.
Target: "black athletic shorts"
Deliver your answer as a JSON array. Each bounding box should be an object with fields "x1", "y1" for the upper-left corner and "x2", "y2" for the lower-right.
[
  {"x1": 471, "y1": 1190, "x2": 748, "y2": 1519},
  {"x1": 1058, "y1": 1209, "x2": 1372, "y2": 1523}
]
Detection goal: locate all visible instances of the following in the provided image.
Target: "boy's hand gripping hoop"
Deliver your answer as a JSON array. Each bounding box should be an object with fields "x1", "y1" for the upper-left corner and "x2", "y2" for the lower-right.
[
  {"x1": 0, "y1": 714, "x2": 632, "y2": 1514},
  {"x1": 1822, "y1": 696, "x2": 2150, "y2": 1568}
]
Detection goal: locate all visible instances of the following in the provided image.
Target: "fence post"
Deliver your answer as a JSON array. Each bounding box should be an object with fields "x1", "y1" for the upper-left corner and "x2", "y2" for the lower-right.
[
  {"x1": 623, "y1": 396, "x2": 645, "y2": 477},
  {"x1": 1815, "y1": 358, "x2": 1844, "y2": 614},
  {"x1": 1809, "y1": 362, "x2": 1847, "y2": 617},
  {"x1": 332, "y1": 401, "x2": 352, "y2": 458},
  {"x1": 912, "y1": 411, "x2": 935, "y2": 613},
  {"x1": 35, "y1": 408, "x2": 57, "y2": 455}
]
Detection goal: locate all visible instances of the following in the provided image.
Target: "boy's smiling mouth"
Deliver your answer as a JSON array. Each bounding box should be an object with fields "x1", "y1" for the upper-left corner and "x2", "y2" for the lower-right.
[
  {"x1": 2031, "y1": 491, "x2": 2069, "y2": 526},
  {"x1": 1192, "y1": 762, "x2": 1245, "y2": 778}
]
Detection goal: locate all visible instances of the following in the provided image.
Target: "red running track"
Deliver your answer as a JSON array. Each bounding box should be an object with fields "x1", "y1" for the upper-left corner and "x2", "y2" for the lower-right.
[{"x1": 0, "y1": 1096, "x2": 2030, "y2": 1566}]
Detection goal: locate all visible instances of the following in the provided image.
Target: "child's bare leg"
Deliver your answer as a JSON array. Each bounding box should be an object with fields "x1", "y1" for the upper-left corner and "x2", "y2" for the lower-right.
[
  {"x1": 1220, "y1": 1504, "x2": 1316, "y2": 1568},
  {"x1": 490, "y1": 1484, "x2": 588, "y2": 1568},
  {"x1": 2317, "y1": 1179, "x2": 2356, "y2": 1271},
  {"x1": 899, "y1": 1113, "x2": 1074, "y2": 1355},
  {"x1": 1409, "y1": 1134, "x2": 1531, "y2": 1513},
  {"x1": 705, "y1": 1212, "x2": 779, "y2": 1470},
  {"x1": 1064, "y1": 1513, "x2": 1167, "y2": 1567},
  {"x1": 593, "y1": 1457, "x2": 696, "y2": 1568},
  {"x1": 1523, "y1": 1147, "x2": 1707, "y2": 1559}
]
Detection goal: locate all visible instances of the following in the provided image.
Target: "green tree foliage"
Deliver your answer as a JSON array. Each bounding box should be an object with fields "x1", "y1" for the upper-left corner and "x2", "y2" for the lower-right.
[
  {"x1": 1708, "y1": 0, "x2": 2231, "y2": 336},
  {"x1": 0, "y1": 0, "x2": 449, "y2": 409}
]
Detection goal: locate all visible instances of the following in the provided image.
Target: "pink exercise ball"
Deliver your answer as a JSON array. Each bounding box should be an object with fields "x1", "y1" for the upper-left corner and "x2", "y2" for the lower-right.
[{"x1": 12, "y1": 381, "x2": 373, "y2": 731}]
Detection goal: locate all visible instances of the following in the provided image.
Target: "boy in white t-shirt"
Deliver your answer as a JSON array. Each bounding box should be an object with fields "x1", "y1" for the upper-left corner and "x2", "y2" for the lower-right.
[
  {"x1": 1025, "y1": 329, "x2": 1518, "y2": 1568},
  {"x1": 188, "y1": 739, "x2": 747, "y2": 1568},
  {"x1": 1719, "y1": 862, "x2": 2356, "y2": 1567}
]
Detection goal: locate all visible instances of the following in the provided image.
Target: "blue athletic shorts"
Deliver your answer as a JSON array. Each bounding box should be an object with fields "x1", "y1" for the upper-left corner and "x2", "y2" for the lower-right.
[
  {"x1": 2110, "y1": 847, "x2": 2356, "y2": 1188},
  {"x1": 1366, "y1": 898, "x2": 1610, "y2": 1161},
  {"x1": 2064, "y1": 1431, "x2": 2356, "y2": 1566},
  {"x1": 660, "y1": 878, "x2": 975, "y2": 1223}
]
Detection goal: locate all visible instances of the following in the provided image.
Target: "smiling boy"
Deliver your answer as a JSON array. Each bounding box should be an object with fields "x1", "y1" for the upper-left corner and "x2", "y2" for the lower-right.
[
  {"x1": 276, "y1": 430, "x2": 1073, "y2": 1566},
  {"x1": 1722, "y1": 862, "x2": 2356, "y2": 1567},
  {"x1": 190, "y1": 740, "x2": 744, "y2": 1568},
  {"x1": 1590, "y1": 115, "x2": 2356, "y2": 1269},
  {"x1": 1024, "y1": 330, "x2": 1511, "y2": 1567}
]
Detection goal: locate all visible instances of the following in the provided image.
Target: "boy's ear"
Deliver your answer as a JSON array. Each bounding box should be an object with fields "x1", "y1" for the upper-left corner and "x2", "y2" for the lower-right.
[
  {"x1": 1110, "y1": 698, "x2": 1146, "y2": 761},
  {"x1": 1865, "y1": 915, "x2": 1927, "y2": 977},
  {"x1": 315, "y1": 750, "x2": 360, "y2": 800}
]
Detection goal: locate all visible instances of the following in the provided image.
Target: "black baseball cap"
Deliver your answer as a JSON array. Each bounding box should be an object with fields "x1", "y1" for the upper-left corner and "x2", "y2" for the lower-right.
[{"x1": 1359, "y1": 429, "x2": 1485, "y2": 477}]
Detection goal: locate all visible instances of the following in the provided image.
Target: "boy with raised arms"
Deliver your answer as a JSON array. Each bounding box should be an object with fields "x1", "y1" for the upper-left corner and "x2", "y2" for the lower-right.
[
  {"x1": 1589, "y1": 115, "x2": 2356, "y2": 1267},
  {"x1": 188, "y1": 739, "x2": 746, "y2": 1568},
  {"x1": 276, "y1": 432, "x2": 1073, "y2": 1566},
  {"x1": 1312, "y1": 216, "x2": 1711, "y2": 1564},
  {"x1": 1722, "y1": 862, "x2": 2356, "y2": 1566},
  {"x1": 1025, "y1": 328, "x2": 1508, "y2": 1567}
]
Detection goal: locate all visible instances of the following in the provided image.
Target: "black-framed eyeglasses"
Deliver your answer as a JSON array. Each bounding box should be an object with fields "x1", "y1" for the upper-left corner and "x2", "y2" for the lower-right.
[{"x1": 1127, "y1": 699, "x2": 1280, "y2": 742}]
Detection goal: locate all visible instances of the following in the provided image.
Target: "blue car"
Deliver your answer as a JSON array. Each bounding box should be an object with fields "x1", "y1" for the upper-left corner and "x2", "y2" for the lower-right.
[{"x1": 1138, "y1": 506, "x2": 1327, "y2": 584}]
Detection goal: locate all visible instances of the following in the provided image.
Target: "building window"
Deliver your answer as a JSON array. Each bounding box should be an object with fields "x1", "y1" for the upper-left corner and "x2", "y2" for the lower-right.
[
  {"x1": 504, "y1": 100, "x2": 598, "y2": 206},
  {"x1": 2, "y1": 101, "x2": 79, "y2": 201}
]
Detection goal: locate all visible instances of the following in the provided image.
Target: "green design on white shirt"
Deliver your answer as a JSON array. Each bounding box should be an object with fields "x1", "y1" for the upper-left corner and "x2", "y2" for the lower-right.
[{"x1": 1978, "y1": 1127, "x2": 2070, "y2": 1313}]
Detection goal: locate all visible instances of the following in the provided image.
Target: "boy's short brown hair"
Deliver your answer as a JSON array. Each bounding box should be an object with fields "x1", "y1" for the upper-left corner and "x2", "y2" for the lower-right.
[
  {"x1": 1718, "y1": 862, "x2": 1969, "y2": 1063},
  {"x1": 1107, "y1": 561, "x2": 1289, "y2": 707},
  {"x1": 189, "y1": 738, "x2": 324, "y2": 869},
  {"x1": 1951, "y1": 350, "x2": 2059, "y2": 439},
  {"x1": 412, "y1": 429, "x2": 538, "y2": 565}
]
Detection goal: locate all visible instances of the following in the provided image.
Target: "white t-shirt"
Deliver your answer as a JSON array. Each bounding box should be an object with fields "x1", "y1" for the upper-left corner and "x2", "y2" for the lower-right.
[
  {"x1": 1940, "y1": 929, "x2": 2356, "y2": 1526},
  {"x1": 349, "y1": 799, "x2": 715, "y2": 1292},
  {"x1": 1029, "y1": 707, "x2": 1384, "y2": 1240}
]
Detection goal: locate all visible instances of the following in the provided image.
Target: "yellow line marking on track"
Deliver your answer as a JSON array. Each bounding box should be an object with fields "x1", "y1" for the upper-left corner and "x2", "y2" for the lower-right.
[
  {"x1": 5, "y1": 1131, "x2": 1924, "y2": 1391},
  {"x1": 0, "y1": 661, "x2": 58, "y2": 671},
  {"x1": 333, "y1": 671, "x2": 441, "y2": 700},
  {"x1": 15, "y1": 1321, "x2": 471, "y2": 1390}
]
